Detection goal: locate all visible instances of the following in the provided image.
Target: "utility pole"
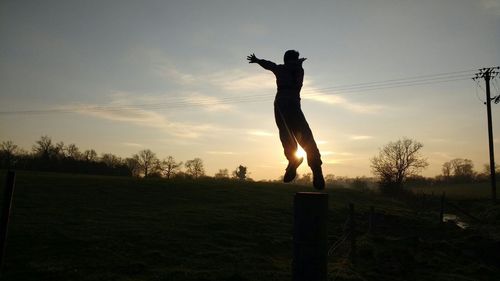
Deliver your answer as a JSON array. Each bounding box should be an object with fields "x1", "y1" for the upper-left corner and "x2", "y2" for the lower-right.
[{"x1": 474, "y1": 67, "x2": 499, "y2": 203}]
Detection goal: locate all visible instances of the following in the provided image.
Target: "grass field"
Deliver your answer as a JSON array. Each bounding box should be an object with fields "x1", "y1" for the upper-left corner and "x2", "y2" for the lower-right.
[
  {"x1": 411, "y1": 182, "x2": 495, "y2": 200},
  {"x1": 1, "y1": 171, "x2": 499, "y2": 281}
]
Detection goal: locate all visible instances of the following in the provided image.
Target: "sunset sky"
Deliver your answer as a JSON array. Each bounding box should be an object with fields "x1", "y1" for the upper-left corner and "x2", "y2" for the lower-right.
[{"x1": 1, "y1": 0, "x2": 499, "y2": 180}]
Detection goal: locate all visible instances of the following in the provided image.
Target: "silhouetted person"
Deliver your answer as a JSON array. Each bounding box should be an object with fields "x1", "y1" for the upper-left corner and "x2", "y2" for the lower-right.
[{"x1": 247, "y1": 50, "x2": 325, "y2": 189}]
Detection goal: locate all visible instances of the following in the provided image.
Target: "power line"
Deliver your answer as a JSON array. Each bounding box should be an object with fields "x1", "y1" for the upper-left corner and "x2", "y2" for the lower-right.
[
  {"x1": 0, "y1": 69, "x2": 478, "y2": 116},
  {"x1": 0, "y1": 75, "x2": 474, "y2": 115},
  {"x1": 304, "y1": 75, "x2": 470, "y2": 95},
  {"x1": 474, "y1": 80, "x2": 486, "y2": 104},
  {"x1": 306, "y1": 70, "x2": 474, "y2": 92},
  {"x1": 493, "y1": 80, "x2": 500, "y2": 104}
]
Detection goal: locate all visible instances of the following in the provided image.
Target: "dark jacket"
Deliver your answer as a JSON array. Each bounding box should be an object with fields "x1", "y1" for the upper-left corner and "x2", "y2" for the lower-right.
[{"x1": 257, "y1": 59, "x2": 304, "y2": 100}]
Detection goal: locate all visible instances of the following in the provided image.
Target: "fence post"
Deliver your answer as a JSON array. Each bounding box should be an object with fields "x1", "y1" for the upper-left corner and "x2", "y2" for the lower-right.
[
  {"x1": 0, "y1": 171, "x2": 16, "y2": 271},
  {"x1": 293, "y1": 192, "x2": 328, "y2": 281},
  {"x1": 439, "y1": 192, "x2": 445, "y2": 225},
  {"x1": 348, "y1": 203, "x2": 356, "y2": 264}
]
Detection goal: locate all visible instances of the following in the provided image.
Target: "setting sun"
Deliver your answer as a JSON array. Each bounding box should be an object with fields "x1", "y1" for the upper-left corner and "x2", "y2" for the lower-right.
[{"x1": 295, "y1": 146, "x2": 307, "y2": 159}]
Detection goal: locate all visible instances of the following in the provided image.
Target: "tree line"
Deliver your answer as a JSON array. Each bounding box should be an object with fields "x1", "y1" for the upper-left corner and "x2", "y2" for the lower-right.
[
  {"x1": 0, "y1": 136, "x2": 250, "y2": 180},
  {"x1": 370, "y1": 137, "x2": 499, "y2": 194},
  {"x1": 1, "y1": 136, "x2": 496, "y2": 188},
  {"x1": 278, "y1": 137, "x2": 497, "y2": 192}
]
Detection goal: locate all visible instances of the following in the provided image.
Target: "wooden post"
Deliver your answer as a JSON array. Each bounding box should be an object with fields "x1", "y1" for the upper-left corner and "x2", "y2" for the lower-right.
[
  {"x1": 293, "y1": 192, "x2": 328, "y2": 281},
  {"x1": 439, "y1": 192, "x2": 445, "y2": 225},
  {"x1": 0, "y1": 171, "x2": 16, "y2": 271},
  {"x1": 348, "y1": 203, "x2": 356, "y2": 264}
]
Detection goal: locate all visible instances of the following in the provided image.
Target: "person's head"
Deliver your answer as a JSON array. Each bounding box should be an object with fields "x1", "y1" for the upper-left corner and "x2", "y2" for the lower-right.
[{"x1": 284, "y1": 50, "x2": 299, "y2": 64}]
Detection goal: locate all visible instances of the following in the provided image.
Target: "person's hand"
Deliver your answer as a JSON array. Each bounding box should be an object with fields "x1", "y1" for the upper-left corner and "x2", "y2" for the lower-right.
[{"x1": 247, "y1": 53, "x2": 258, "y2": 63}]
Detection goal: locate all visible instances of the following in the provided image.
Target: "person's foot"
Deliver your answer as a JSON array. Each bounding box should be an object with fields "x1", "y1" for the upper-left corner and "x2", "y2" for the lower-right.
[
  {"x1": 283, "y1": 157, "x2": 303, "y2": 183},
  {"x1": 312, "y1": 165, "x2": 325, "y2": 190}
]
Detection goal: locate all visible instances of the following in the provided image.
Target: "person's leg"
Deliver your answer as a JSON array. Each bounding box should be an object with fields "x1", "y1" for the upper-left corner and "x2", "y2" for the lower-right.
[
  {"x1": 274, "y1": 100, "x2": 303, "y2": 182},
  {"x1": 286, "y1": 103, "x2": 325, "y2": 189},
  {"x1": 284, "y1": 104, "x2": 321, "y2": 167},
  {"x1": 274, "y1": 101, "x2": 298, "y2": 162}
]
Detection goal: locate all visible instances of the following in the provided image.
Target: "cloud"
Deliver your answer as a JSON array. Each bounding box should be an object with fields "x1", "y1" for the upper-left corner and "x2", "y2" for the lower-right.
[
  {"x1": 301, "y1": 80, "x2": 384, "y2": 114},
  {"x1": 121, "y1": 142, "x2": 144, "y2": 148},
  {"x1": 320, "y1": 150, "x2": 361, "y2": 165},
  {"x1": 158, "y1": 65, "x2": 196, "y2": 85},
  {"x1": 206, "y1": 151, "x2": 236, "y2": 155},
  {"x1": 149, "y1": 49, "x2": 274, "y2": 94},
  {"x1": 302, "y1": 91, "x2": 383, "y2": 114},
  {"x1": 323, "y1": 159, "x2": 343, "y2": 165},
  {"x1": 429, "y1": 152, "x2": 453, "y2": 160},
  {"x1": 322, "y1": 151, "x2": 354, "y2": 157},
  {"x1": 134, "y1": 47, "x2": 196, "y2": 86},
  {"x1": 205, "y1": 68, "x2": 384, "y2": 114},
  {"x1": 65, "y1": 103, "x2": 219, "y2": 139},
  {"x1": 184, "y1": 92, "x2": 233, "y2": 112},
  {"x1": 350, "y1": 135, "x2": 374, "y2": 140},
  {"x1": 207, "y1": 69, "x2": 275, "y2": 93},
  {"x1": 322, "y1": 154, "x2": 364, "y2": 165},
  {"x1": 150, "y1": 54, "x2": 275, "y2": 104},
  {"x1": 139, "y1": 49, "x2": 381, "y2": 114},
  {"x1": 107, "y1": 90, "x2": 233, "y2": 112},
  {"x1": 247, "y1": 130, "x2": 274, "y2": 137},
  {"x1": 139, "y1": 47, "x2": 382, "y2": 114}
]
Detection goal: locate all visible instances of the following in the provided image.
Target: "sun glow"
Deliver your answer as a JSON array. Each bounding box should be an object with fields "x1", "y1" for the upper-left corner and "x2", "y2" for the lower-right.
[{"x1": 295, "y1": 146, "x2": 306, "y2": 159}]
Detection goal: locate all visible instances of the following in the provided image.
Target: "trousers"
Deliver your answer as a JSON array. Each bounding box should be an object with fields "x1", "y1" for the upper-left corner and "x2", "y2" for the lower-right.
[{"x1": 274, "y1": 98, "x2": 322, "y2": 167}]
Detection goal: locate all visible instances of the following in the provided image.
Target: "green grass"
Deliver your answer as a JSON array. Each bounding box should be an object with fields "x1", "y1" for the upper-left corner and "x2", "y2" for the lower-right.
[{"x1": 0, "y1": 171, "x2": 499, "y2": 281}]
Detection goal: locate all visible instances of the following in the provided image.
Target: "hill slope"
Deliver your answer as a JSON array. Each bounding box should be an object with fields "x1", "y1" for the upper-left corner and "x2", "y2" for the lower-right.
[{"x1": 1, "y1": 171, "x2": 498, "y2": 281}]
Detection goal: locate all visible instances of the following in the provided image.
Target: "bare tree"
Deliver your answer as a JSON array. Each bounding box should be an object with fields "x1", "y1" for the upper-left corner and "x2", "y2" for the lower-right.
[
  {"x1": 483, "y1": 163, "x2": 500, "y2": 175},
  {"x1": 161, "y1": 156, "x2": 183, "y2": 179},
  {"x1": 324, "y1": 174, "x2": 335, "y2": 185},
  {"x1": 135, "y1": 149, "x2": 159, "y2": 178},
  {"x1": 33, "y1": 135, "x2": 57, "y2": 160},
  {"x1": 450, "y1": 158, "x2": 475, "y2": 179},
  {"x1": 83, "y1": 149, "x2": 98, "y2": 162},
  {"x1": 442, "y1": 161, "x2": 452, "y2": 179},
  {"x1": 185, "y1": 158, "x2": 205, "y2": 179},
  {"x1": 233, "y1": 165, "x2": 247, "y2": 180},
  {"x1": 351, "y1": 177, "x2": 369, "y2": 190},
  {"x1": 1, "y1": 140, "x2": 18, "y2": 155},
  {"x1": 55, "y1": 141, "x2": 65, "y2": 159},
  {"x1": 441, "y1": 158, "x2": 476, "y2": 182},
  {"x1": 66, "y1": 144, "x2": 82, "y2": 160},
  {"x1": 0, "y1": 140, "x2": 19, "y2": 168},
  {"x1": 215, "y1": 168, "x2": 229, "y2": 179},
  {"x1": 296, "y1": 173, "x2": 312, "y2": 185},
  {"x1": 125, "y1": 157, "x2": 141, "y2": 177},
  {"x1": 101, "y1": 153, "x2": 122, "y2": 168},
  {"x1": 148, "y1": 159, "x2": 164, "y2": 178},
  {"x1": 370, "y1": 138, "x2": 428, "y2": 191}
]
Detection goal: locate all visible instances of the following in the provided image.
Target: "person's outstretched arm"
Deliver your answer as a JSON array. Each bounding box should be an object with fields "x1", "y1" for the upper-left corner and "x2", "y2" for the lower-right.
[{"x1": 247, "y1": 53, "x2": 277, "y2": 71}]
